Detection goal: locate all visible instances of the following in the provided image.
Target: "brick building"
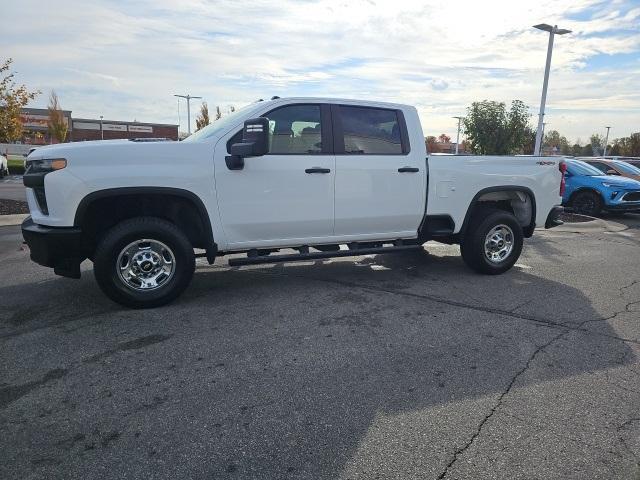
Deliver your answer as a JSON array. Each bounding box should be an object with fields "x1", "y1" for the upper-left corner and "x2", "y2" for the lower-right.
[
  {"x1": 70, "y1": 118, "x2": 178, "y2": 142},
  {"x1": 18, "y1": 108, "x2": 178, "y2": 144}
]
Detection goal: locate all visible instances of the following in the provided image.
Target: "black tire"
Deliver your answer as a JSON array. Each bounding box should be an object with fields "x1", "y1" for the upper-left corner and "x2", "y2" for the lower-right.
[
  {"x1": 93, "y1": 217, "x2": 195, "y2": 308},
  {"x1": 460, "y1": 208, "x2": 524, "y2": 275},
  {"x1": 570, "y1": 190, "x2": 602, "y2": 217}
]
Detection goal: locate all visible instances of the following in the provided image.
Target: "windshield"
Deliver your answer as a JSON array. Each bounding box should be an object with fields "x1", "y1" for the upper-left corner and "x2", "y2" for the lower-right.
[
  {"x1": 182, "y1": 103, "x2": 254, "y2": 142},
  {"x1": 613, "y1": 161, "x2": 640, "y2": 175},
  {"x1": 567, "y1": 160, "x2": 604, "y2": 176}
]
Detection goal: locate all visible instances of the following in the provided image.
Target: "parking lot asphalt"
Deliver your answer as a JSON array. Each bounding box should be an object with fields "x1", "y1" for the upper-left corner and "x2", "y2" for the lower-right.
[
  {"x1": 1, "y1": 215, "x2": 640, "y2": 480},
  {"x1": 0, "y1": 176, "x2": 27, "y2": 202}
]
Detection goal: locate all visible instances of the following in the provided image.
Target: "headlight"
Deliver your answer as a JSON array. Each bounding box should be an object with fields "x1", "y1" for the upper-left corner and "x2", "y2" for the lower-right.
[
  {"x1": 601, "y1": 182, "x2": 625, "y2": 188},
  {"x1": 26, "y1": 158, "x2": 67, "y2": 174}
]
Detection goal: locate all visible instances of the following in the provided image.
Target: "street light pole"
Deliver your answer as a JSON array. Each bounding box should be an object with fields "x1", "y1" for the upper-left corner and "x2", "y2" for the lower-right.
[
  {"x1": 533, "y1": 24, "x2": 571, "y2": 156},
  {"x1": 100, "y1": 115, "x2": 104, "y2": 140},
  {"x1": 174, "y1": 94, "x2": 202, "y2": 135},
  {"x1": 453, "y1": 116, "x2": 463, "y2": 154},
  {"x1": 603, "y1": 126, "x2": 611, "y2": 156}
]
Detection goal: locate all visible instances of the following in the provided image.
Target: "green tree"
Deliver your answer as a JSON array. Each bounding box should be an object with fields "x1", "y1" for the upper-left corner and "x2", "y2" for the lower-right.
[
  {"x1": 544, "y1": 130, "x2": 570, "y2": 155},
  {"x1": 589, "y1": 134, "x2": 604, "y2": 156},
  {"x1": 195, "y1": 101, "x2": 210, "y2": 131},
  {"x1": 0, "y1": 58, "x2": 40, "y2": 143},
  {"x1": 581, "y1": 144, "x2": 593, "y2": 156},
  {"x1": 522, "y1": 126, "x2": 536, "y2": 155},
  {"x1": 628, "y1": 133, "x2": 640, "y2": 156},
  {"x1": 610, "y1": 133, "x2": 640, "y2": 156},
  {"x1": 47, "y1": 90, "x2": 67, "y2": 143},
  {"x1": 425, "y1": 136, "x2": 437, "y2": 153},
  {"x1": 570, "y1": 141, "x2": 583, "y2": 157},
  {"x1": 437, "y1": 133, "x2": 451, "y2": 143},
  {"x1": 609, "y1": 140, "x2": 622, "y2": 156},
  {"x1": 462, "y1": 99, "x2": 531, "y2": 155}
]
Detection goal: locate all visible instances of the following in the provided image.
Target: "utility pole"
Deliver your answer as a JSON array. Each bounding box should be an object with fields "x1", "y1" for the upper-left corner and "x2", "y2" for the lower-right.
[
  {"x1": 533, "y1": 24, "x2": 571, "y2": 156},
  {"x1": 453, "y1": 116, "x2": 463, "y2": 154},
  {"x1": 603, "y1": 126, "x2": 611, "y2": 156},
  {"x1": 174, "y1": 94, "x2": 202, "y2": 135},
  {"x1": 100, "y1": 115, "x2": 104, "y2": 140}
]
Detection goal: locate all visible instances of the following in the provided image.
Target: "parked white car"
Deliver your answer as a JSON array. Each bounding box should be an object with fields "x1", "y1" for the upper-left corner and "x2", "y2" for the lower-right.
[
  {"x1": 21, "y1": 97, "x2": 565, "y2": 308},
  {"x1": 0, "y1": 153, "x2": 8, "y2": 178}
]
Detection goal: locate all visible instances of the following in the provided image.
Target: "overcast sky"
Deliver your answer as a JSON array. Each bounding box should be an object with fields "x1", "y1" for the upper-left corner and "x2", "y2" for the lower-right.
[{"x1": 3, "y1": 0, "x2": 639, "y2": 142}]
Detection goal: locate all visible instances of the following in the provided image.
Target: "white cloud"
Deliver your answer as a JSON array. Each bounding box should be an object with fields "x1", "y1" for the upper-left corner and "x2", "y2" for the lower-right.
[{"x1": 1, "y1": 0, "x2": 639, "y2": 141}]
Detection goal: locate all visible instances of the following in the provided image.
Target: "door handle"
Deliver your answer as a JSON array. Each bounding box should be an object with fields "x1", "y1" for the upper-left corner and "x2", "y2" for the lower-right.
[
  {"x1": 398, "y1": 167, "x2": 419, "y2": 173},
  {"x1": 305, "y1": 167, "x2": 331, "y2": 174}
]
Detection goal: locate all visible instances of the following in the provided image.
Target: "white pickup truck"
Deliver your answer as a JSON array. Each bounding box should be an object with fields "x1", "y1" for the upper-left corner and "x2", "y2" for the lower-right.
[{"x1": 22, "y1": 97, "x2": 564, "y2": 308}]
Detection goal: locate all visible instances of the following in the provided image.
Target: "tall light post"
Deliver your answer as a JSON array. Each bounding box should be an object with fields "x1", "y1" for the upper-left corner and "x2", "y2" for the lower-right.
[
  {"x1": 100, "y1": 115, "x2": 104, "y2": 140},
  {"x1": 174, "y1": 94, "x2": 202, "y2": 135},
  {"x1": 453, "y1": 116, "x2": 463, "y2": 154},
  {"x1": 603, "y1": 126, "x2": 611, "y2": 156},
  {"x1": 533, "y1": 24, "x2": 571, "y2": 156}
]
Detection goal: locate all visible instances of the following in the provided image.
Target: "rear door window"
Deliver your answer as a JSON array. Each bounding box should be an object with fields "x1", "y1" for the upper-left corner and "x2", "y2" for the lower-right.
[{"x1": 338, "y1": 106, "x2": 404, "y2": 155}]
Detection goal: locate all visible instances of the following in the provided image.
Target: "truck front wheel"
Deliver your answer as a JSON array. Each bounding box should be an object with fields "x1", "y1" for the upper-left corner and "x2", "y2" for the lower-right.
[
  {"x1": 93, "y1": 217, "x2": 195, "y2": 308},
  {"x1": 460, "y1": 208, "x2": 523, "y2": 275}
]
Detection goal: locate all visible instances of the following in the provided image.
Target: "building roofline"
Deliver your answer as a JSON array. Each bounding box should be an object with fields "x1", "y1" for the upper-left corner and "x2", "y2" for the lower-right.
[{"x1": 72, "y1": 118, "x2": 178, "y2": 128}]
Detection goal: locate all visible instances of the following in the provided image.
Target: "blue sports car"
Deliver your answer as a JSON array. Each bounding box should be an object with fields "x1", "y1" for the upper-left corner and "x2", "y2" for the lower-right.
[{"x1": 563, "y1": 159, "x2": 640, "y2": 216}]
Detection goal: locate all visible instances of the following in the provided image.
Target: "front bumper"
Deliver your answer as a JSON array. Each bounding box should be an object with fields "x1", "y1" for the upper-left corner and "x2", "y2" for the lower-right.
[
  {"x1": 545, "y1": 206, "x2": 564, "y2": 229},
  {"x1": 605, "y1": 203, "x2": 640, "y2": 212},
  {"x1": 21, "y1": 216, "x2": 84, "y2": 278}
]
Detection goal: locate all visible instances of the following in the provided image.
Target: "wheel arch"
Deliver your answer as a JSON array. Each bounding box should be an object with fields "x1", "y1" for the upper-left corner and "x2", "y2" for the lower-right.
[
  {"x1": 568, "y1": 187, "x2": 605, "y2": 204},
  {"x1": 459, "y1": 186, "x2": 537, "y2": 238},
  {"x1": 74, "y1": 187, "x2": 217, "y2": 263}
]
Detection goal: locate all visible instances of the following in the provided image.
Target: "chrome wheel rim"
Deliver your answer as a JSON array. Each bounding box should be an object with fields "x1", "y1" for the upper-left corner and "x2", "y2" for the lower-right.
[
  {"x1": 116, "y1": 239, "x2": 175, "y2": 291},
  {"x1": 484, "y1": 224, "x2": 514, "y2": 263}
]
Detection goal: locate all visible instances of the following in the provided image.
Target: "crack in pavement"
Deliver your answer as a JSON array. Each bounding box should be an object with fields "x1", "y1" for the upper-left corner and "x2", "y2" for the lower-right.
[
  {"x1": 242, "y1": 268, "x2": 640, "y2": 476},
  {"x1": 252, "y1": 270, "x2": 640, "y2": 346},
  {"x1": 582, "y1": 278, "x2": 640, "y2": 326},
  {"x1": 434, "y1": 297, "x2": 629, "y2": 479},
  {"x1": 435, "y1": 329, "x2": 569, "y2": 479}
]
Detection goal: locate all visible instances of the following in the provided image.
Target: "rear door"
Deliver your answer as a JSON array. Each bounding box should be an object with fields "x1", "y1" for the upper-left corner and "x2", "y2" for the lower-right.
[
  {"x1": 332, "y1": 104, "x2": 425, "y2": 238},
  {"x1": 214, "y1": 103, "x2": 335, "y2": 247}
]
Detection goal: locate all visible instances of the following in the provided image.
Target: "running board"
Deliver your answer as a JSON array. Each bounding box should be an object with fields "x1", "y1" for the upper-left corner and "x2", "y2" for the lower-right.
[{"x1": 228, "y1": 244, "x2": 423, "y2": 267}]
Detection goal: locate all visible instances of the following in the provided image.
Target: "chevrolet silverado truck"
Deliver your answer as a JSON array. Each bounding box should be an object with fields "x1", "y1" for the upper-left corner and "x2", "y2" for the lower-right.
[{"x1": 22, "y1": 97, "x2": 564, "y2": 308}]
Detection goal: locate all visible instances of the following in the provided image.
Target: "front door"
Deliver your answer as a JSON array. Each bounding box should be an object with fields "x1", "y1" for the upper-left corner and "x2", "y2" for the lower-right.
[{"x1": 214, "y1": 103, "x2": 335, "y2": 248}]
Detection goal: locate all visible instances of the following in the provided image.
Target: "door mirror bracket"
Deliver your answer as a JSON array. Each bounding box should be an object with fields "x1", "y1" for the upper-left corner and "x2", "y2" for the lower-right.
[{"x1": 226, "y1": 117, "x2": 269, "y2": 170}]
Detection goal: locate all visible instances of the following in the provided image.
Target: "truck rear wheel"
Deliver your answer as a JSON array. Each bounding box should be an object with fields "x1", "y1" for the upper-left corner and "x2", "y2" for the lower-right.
[
  {"x1": 93, "y1": 217, "x2": 195, "y2": 308},
  {"x1": 460, "y1": 208, "x2": 523, "y2": 275}
]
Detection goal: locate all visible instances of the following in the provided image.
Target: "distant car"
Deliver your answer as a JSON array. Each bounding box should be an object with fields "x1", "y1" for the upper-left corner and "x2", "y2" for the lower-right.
[
  {"x1": 563, "y1": 159, "x2": 640, "y2": 216},
  {"x1": 590, "y1": 156, "x2": 640, "y2": 169},
  {"x1": 583, "y1": 158, "x2": 640, "y2": 181},
  {"x1": 0, "y1": 153, "x2": 8, "y2": 178},
  {"x1": 618, "y1": 158, "x2": 640, "y2": 169}
]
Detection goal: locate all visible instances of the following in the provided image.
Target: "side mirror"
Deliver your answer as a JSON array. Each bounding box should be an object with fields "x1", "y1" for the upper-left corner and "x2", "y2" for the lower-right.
[
  {"x1": 226, "y1": 117, "x2": 269, "y2": 170},
  {"x1": 606, "y1": 169, "x2": 620, "y2": 175}
]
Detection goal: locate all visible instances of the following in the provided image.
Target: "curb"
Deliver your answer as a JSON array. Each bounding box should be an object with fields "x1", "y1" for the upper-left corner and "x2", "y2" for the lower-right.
[
  {"x1": 0, "y1": 214, "x2": 28, "y2": 227},
  {"x1": 554, "y1": 216, "x2": 628, "y2": 233}
]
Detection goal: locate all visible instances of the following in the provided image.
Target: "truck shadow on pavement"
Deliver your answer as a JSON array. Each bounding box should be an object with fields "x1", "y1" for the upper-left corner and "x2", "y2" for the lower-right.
[{"x1": 1, "y1": 249, "x2": 637, "y2": 479}]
